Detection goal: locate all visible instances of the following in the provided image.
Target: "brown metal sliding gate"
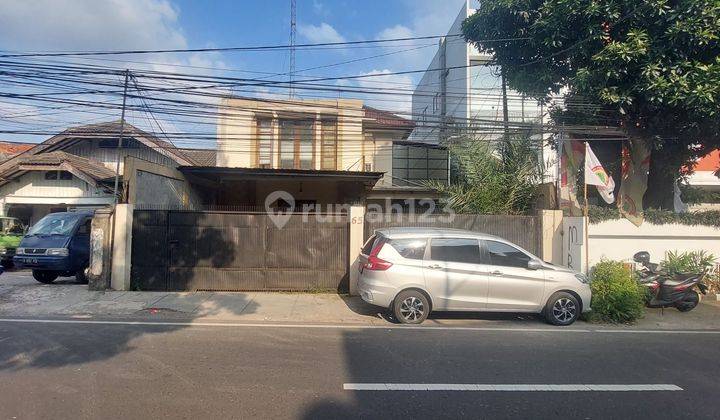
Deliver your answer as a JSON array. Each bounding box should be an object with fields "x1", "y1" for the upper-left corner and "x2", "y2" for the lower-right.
[{"x1": 131, "y1": 210, "x2": 349, "y2": 292}]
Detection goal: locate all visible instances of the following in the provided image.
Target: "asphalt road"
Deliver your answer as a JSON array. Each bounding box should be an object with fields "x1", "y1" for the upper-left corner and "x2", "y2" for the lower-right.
[{"x1": 0, "y1": 319, "x2": 718, "y2": 419}]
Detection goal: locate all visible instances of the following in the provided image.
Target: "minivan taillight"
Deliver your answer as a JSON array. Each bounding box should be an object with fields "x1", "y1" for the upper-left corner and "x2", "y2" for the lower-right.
[{"x1": 364, "y1": 242, "x2": 393, "y2": 271}]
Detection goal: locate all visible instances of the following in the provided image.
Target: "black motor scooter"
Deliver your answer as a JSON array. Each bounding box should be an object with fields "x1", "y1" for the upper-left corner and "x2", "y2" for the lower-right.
[{"x1": 633, "y1": 251, "x2": 708, "y2": 312}]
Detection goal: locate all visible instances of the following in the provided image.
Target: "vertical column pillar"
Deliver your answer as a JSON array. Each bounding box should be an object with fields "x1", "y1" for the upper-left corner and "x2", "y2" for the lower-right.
[
  {"x1": 348, "y1": 204, "x2": 366, "y2": 296},
  {"x1": 538, "y1": 209, "x2": 563, "y2": 265},
  {"x1": 111, "y1": 204, "x2": 134, "y2": 290},
  {"x1": 562, "y1": 216, "x2": 588, "y2": 274}
]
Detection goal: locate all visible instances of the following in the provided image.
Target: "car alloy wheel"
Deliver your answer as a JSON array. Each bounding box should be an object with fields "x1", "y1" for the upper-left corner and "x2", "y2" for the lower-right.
[
  {"x1": 552, "y1": 297, "x2": 576, "y2": 323},
  {"x1": 399, "y1": 296, "x2": 425, "y2": 322}
]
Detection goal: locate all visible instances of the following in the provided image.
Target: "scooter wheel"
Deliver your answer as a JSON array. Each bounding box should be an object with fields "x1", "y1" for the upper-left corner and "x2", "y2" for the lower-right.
[{"x1": 676, "y1": 291, "x2": 699, "y2": 312}]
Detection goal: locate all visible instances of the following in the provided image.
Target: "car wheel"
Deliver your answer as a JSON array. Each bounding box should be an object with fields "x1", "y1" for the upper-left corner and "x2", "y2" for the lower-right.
[
  {"x1": 544, "y1": 292, "x2": 580, "y2": 326},
  {"x1": 1, "y1": 260, "x2": 13, "y2": 270},
  {"x1": 393, "y1": 290, "x2": 429, "y2": 324},
  {"x1": 32, "y1": 270, "x2": 58, "y2": 284},
  {"x1": 75, "y1": 268, "x2": 88, "y2": 284}
]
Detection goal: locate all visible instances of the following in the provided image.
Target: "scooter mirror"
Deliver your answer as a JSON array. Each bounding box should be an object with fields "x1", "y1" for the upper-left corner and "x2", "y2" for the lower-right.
[{"x1": 633, "y1": 251, "x2": 650, "y2": 264}]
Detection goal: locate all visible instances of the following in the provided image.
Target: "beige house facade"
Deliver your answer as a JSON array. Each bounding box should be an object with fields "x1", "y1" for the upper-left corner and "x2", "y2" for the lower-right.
[{"x1": 216, "y1": 97, "x2": 418, "y2": 188}]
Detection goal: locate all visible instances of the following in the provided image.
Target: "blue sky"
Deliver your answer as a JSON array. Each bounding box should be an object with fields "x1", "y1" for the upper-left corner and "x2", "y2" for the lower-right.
[{"x1": 0, "y1": 0, "x2": 469, "y2": 143}]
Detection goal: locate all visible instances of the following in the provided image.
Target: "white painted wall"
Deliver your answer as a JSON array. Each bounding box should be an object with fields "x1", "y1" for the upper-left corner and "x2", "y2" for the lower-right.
[
  {"x1": 588, "y1": 219, "x2": 720, "y2": 266},
  {"x1": 407, "y1": 1, "x2": 556, "y2": 183},
  {"x1": 0, "y1": 171, "x2": 110, "y2": 199}
]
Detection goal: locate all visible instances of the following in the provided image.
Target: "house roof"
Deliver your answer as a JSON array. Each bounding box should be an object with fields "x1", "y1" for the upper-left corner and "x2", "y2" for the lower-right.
[
  {"x1": 0, "y1": 150, "x2": 117, "y2": 188},
  {"x1": 0, "y1": 141, "x2": 34, "y2": 162},
  {"x1": 363, "y1": 106, "x2": 414, "y2": 130},
  {"x1": 38, "y1": 121, "x2": 195, "y2": 165},
  {"x1": 180, "y1": 148, "x2": 217, "y2": 166},
  {"x1": 0, "y1": 121, "x2": 215, "y2": 177}
]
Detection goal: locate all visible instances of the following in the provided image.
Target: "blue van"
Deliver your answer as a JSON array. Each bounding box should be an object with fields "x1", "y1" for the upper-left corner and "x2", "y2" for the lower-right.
[{"x1": 14, "y1": 211, "x2": 93, "y2": 284}]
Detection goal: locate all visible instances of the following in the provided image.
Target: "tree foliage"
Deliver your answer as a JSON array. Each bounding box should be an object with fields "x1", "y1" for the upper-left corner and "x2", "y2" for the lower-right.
[
  {"x1": 427, "y1": 135, "x2": 544, "y2": 214},
  {"x1": 463, "y1": 0, "x2": 720, "y2": 208}
]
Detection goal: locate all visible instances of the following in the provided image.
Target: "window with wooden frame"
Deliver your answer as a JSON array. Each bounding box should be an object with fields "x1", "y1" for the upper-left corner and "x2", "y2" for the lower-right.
[
  {"x1": 279, "y1": 119, "x2": 314, "y2": 169},
  {"x1": 256, "y1": 118, "x2": 273, "y2": 168},
  {"x1": 320, "y1": 118, "x2": 338, "y2": 170}
]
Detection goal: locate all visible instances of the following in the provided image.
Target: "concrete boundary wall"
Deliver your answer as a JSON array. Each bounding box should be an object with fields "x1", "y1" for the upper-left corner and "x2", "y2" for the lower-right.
[{"x1": 588, "y1": 219, "x2": 720, "y2": 266}]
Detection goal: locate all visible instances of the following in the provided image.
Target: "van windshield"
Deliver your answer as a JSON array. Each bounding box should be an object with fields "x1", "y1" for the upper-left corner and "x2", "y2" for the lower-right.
[{"x1": 27, "y1": 213, "x2": 81, "y2": 236}]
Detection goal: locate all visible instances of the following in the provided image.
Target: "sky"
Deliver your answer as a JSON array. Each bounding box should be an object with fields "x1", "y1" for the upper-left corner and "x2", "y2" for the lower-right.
[{"x1": 0, "y1": 0, "x2": 472, "y2": 145}]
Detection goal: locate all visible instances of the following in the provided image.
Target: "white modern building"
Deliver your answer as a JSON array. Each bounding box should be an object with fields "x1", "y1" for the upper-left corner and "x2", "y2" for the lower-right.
[{"x1": 410, "y1": 1, "x2": 557, "y2": 180}]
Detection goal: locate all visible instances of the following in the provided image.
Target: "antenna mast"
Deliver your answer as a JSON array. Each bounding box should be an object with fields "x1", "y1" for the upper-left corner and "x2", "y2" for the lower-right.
[{"x1": 289, "y1": 0, "x2": 296, "y2": 98}]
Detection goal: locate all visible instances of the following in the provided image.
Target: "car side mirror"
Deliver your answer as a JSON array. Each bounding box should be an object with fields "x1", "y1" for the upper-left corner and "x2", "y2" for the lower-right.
[{"x1": 527, "y1": 260, "x2": 542, "y2": 270}]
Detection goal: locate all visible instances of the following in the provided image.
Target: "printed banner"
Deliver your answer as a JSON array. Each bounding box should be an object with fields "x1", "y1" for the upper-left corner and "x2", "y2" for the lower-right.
[
  {"x1": 558, "y1": 135, "x2": 584, "y2": 216},
  {"x1": 618, "y1": 139, "x2": 651, "y2": 226}
]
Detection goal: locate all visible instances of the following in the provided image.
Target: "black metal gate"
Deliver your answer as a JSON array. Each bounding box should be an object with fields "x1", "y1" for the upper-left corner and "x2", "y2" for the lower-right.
[{"x1": 131, "y1": 210, "x2": 349, "y2": 292}]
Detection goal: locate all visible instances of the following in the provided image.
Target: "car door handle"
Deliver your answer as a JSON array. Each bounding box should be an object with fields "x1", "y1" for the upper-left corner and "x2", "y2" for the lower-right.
[
  {"x1": 427, "y1": 264, "x2": 442, "y2": 269},
  {"x1": 490, "y1": 270, "x2": 503, "y2": 276}
]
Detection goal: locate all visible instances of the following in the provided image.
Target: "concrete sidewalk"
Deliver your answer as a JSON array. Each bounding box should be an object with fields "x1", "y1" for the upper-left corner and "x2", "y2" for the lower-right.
[
  {"x1": 2, "y1": 271, "x2": 720, "y2": 329},
  {"x1": 0, "y1": 271, "x2": 383, "y2": 324}
]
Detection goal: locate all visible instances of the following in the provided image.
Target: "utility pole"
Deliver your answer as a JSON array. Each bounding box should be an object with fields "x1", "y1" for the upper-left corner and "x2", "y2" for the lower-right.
[
  {"x1": 439, "y1": 37, "x2": 448, "y2": 144},
  {"x1": 112, "y1": 69, "x2": 130, "y2": 204},
  {"x1": 289, "y1": 0, "x2": 296, "y2": 99},
  {"x1": 501, "y1": 67, "x2": 509, "y2": 139}
]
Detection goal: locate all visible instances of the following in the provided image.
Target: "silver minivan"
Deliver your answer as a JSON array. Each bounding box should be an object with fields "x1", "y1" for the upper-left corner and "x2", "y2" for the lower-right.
[{"x1": 357, "y1": 228, "x2": 591, "y2": 325}]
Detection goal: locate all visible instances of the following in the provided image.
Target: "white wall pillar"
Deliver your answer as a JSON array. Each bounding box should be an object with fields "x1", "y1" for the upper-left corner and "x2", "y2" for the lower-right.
[
  {"x1": 538, "y1": 209, "x2": 563, "y2": 265},
  {"x1": 562, "y1": 216, "x2": 588, "y2": 274},
  {"x1": 348, "y1": 204, "x2": 366, "y2": 296},
  {"x1": 111, "y1": 204, "x2": 133, "y2": 291}
]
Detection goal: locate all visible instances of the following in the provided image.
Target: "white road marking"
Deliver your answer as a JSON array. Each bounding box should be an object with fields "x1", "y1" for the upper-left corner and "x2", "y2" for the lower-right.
[
  {"x1": 0, "y1": 318, "x2": 718, "y2": 334},
  {"x1": 343, "y1": 383, "x2": 684, "y2": 392}
]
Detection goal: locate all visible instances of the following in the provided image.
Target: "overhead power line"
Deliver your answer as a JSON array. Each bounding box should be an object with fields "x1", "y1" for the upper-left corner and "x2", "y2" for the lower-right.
[{"x1": 0, "y1": 33, "x2": 532, "y2": 58}]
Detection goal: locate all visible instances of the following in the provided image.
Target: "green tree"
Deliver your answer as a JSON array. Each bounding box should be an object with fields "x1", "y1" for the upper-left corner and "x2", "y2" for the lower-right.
[
  {"x1": 463, "y1": 0, "x2": 720, "y2": 209},
  {"x1": 428, "y1": 134, "x2": 545, "y2": 214}
]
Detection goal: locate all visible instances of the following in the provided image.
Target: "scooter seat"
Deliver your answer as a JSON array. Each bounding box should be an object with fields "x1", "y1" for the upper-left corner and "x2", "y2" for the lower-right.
[{"x1": 660, "y1": 273, "x2": 698, "y2": 287}]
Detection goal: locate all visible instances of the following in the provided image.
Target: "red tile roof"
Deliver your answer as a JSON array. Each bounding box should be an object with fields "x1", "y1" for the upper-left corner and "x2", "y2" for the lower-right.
[{"x1": 0, "y1": 141, "x2": 34, "y2": 161}]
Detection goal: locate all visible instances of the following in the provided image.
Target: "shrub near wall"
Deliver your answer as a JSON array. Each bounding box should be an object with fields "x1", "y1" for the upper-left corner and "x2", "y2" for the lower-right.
[{"x1": 589, "y1": 260, "x2": 645, "y2": 323}]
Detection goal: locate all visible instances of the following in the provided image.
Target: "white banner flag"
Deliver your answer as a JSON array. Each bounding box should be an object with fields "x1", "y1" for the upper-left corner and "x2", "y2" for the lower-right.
[{"x1": 585, "y1": 143, "x2": 616, "y2": 204}]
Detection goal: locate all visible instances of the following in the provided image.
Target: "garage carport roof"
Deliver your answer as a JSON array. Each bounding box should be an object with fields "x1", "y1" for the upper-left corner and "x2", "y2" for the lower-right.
[{"x1": 178, "y1": 166, "x2": 384, "y2": 186}]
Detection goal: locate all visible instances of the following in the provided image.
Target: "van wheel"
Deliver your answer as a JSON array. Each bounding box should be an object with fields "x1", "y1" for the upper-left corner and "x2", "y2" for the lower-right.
[
  {"x1": 75, "y1": 268, "x2": 88, "y2": 284},
  {"x1": 33, "y1": 270, "x2": 58, "y2": 284},
  {"x1": 393, "y1": 290, "x2": 430, "y2": 324},
  {"x1": 544, "y1": 292, "x2": 580, "y2": 326}
]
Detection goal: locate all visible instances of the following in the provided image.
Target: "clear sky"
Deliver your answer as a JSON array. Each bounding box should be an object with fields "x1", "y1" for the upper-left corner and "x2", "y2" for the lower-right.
[{"x1": 0, "y1": 0, "x2": 474, "y2": 144}]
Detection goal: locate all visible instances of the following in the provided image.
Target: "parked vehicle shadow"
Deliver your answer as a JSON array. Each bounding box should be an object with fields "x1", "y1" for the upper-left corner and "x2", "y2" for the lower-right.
[
  {"x1": 339, "y1": 294, "x2": 545, "y2": 325},
  {"x1": 0, "y1": 211, "x2": 260, "y2": 372}
]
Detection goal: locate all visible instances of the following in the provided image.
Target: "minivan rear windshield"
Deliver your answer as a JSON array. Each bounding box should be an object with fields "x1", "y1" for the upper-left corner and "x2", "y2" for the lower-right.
[
  {"x1": 361, "y1": 235, "x2": 378, "y2": 255},
  {"x1": 27, "y1": 213, "x2": 82, "y2": 236}
]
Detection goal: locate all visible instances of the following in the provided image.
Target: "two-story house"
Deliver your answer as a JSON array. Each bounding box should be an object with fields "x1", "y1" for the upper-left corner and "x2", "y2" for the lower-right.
[{"x1": 190, "y1": 96, "x2": 447, "y2": 208}]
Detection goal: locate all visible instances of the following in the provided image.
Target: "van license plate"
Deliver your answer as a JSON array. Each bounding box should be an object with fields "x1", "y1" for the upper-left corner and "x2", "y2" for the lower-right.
[{"x1": 25, "y1": 258, "x2": 38, "y2": 264}]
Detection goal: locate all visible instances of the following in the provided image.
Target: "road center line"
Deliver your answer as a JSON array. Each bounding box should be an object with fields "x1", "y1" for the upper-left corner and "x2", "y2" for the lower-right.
[
  {"x1": 343, "y1": 384, "x2": 684, "y2": 392},
  {"x1": 0, "y1": 318, "x2": 718, "y2": 334}
]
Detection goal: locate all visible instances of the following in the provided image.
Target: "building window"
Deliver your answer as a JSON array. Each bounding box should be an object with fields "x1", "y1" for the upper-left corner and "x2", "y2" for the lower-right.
[
  {"x1": 256, "y1": 118, "x2": 273, "y2": 168},
  {"x1": 44, "y1": 171, "x2": 73, "y2": 180},
  {"x1": 432, "y1": 93, "x2": 440, "y2": 113},
  {"x1": 392, "y1": 144, "x2": 448, "y2": 186},
  {"x1": 320, "y1": 119, "x2": 337, "y2": 170},
  {"x1": 279, "y1": 119, "x2": 314, "y2": 170},
  {"x1": 422, "y1": 106, "x2": 428, "y2": 125}
]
